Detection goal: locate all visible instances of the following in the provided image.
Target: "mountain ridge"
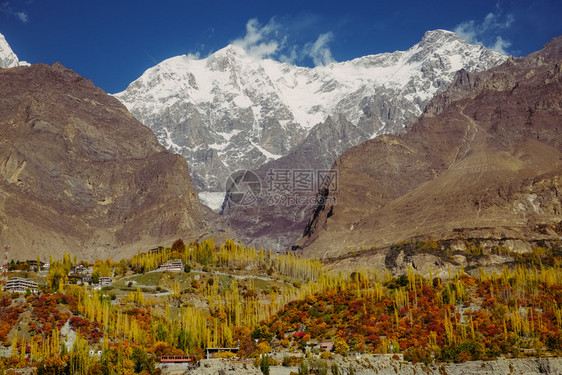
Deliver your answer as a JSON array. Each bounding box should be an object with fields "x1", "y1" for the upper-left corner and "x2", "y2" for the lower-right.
[
  {"x1": 0, "y1": 62, "x2": 230, "y2": 261},
  {"x1": 297, "y1": 35, "x2": 562, "y2": 261},
  {"x1": 115, "y1": 29, "x2": 507, "y2": 209},
  {"x1": 218, "y1": 30, "x2": 508, "y2": 251}
]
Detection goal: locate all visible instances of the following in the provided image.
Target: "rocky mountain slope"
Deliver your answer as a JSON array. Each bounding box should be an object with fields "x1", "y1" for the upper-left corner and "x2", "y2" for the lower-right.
[
  {"x1": 220, "y1": 114, "x2": 356, "y2": 251},
  {"x1": 0, "y1": 62, "x2": 229, "y2": 261},
  {"x1": 297, "y1": 36, "x2": 562, "y2": 261},
  {"x1": 115, "y1": 30, "x2": 506, "y2": 210}
]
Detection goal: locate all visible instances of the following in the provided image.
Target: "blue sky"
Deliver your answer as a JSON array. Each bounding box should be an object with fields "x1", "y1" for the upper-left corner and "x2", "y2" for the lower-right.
[{"x1": 1, "y1": 0, "x2": 561, "y2": 93}]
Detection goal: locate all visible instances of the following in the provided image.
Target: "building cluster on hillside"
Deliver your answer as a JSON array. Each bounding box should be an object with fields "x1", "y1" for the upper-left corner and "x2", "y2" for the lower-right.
[
  {"x1": 1, "y1": 259, "x2": 115, "y2": 293},
  {"x1": 4, "y1": 259, "x2": 48, "y2": 272},
  {"x1": 27, "y1": 260, "x2": 47, "y2": 271},
  {"x1": 70, "y1": 264, "x2": 88, "y2": 274}
]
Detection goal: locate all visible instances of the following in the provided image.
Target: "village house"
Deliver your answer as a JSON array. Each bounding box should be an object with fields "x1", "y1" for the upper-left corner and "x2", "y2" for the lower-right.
[
  {"x1": 158, "y1": 260, "x2": 183, "y2": 271},
  {"x1": 3, "y1": 277, "x2": 39, "y2": 293}
]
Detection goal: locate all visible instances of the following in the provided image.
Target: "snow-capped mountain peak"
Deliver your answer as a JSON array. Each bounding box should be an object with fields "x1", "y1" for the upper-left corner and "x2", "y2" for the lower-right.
[
  {"x1": 114, "y1": 30, "x2": 507, "y2": 209},
  {"x1": 0, "y1": 33, "x2": 26, "y2": 68},
  {"x1": 419, "y1": 29, "x2": 460, "y2": 45}
]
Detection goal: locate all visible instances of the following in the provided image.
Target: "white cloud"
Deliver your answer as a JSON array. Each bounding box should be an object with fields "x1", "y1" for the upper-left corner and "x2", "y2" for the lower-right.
[
  {"x1": 185, "y1": 52, "x2": 201, "y2": 60},
  {"x1": 231, "y1": 17, "x2": 337, "y2": 66},
  {"x1": 16, "y1": 11, "x2": 28, "y2": 23},
  {"x1": 482, "y1": 12, "x2": 514, "y2": 30},
  {"x1": 453, "y1": 9, "x2": 514, "y2": 55},
  {"x1": 489, "y1": 36, "x2": 512, "y2": 55},
  {"x1": 0, "y1": 2, "x2": 29, "y2": 23},
  {"x1": 454, "y1": 20, "x2": 478, "y2": 44},
  {"x1": 304, "y1": 32, "x2": 335, "y2": 66},
  {"x1": 279, "y1": 45, "x2": 299, "y2": 64},
  {"x1": 232, "y1": 18, "x2": 283, "y2": 59}
]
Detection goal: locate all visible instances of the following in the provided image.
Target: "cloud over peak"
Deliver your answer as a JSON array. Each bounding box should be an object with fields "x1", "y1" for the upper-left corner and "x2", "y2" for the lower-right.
[
  {"x1": 231, "y1": 17, "x2": 336, "y2": 66},
  {"x1": 305, "y1": 32, "x2": 335, "y2": 66},
  {"x1": 232, "y1": 18, "x2": 282, "y2": 59},
  {"x1": 454, "y1": 8, "x2": 514, "y2": 55}
]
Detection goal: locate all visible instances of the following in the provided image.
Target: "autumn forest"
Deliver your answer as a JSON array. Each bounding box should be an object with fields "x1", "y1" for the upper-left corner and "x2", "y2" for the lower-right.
[{"x1": 0, "y1": 239, "x2": 561, "y2": 374}]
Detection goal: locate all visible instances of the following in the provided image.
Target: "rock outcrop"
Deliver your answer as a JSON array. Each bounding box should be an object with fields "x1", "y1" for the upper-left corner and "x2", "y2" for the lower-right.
[
  {"x1": 0, "y1": 63, "x2": 229, "y2": 261},
  {"x1": 185, "y1": 359, "x2": 261, "y2": 375}
]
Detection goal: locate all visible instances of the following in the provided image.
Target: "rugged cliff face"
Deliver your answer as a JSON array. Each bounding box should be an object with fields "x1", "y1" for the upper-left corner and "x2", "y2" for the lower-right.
[
  {"x1": 298, "y1": 36, "x2": 562, "y2": 260},
  {"x1": 113, "y1": 29, "x2": 508, "y2": 252},
  {"x1": 0, "y1": 63, "x2": 229, "y2": 261},
  {"x1": 220, "y1": 32, "x2": 510, "y2": 251},
  {"x1": 115, "y1": 30, "x2": 505, "y2": 208},
  {"x1": 221, "y1": 114, "x2": 357, "y2": 251}
]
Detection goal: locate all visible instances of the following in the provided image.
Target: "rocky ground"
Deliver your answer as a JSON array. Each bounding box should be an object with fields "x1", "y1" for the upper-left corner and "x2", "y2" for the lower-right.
[
  {"x1": 0, "y1": 63, "x2": 230, "y2": 261},
  {"x1": 159, "y1": 356, "x2": 562, "y2": 375}
]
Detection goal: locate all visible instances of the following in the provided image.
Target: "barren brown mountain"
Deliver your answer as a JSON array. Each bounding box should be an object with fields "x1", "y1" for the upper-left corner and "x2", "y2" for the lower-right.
[
  {"x1": 0, "y1": 63, "x2": 229, "y2": 261},
  {"x1": 298, "y1": 36, "x2": 562, "y2": 264}
]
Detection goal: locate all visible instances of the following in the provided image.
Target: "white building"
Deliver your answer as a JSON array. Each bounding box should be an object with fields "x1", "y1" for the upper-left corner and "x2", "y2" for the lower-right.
[
  {"x1": 158, "y1": 260, "x2": 183, "y2": 271},
  {"x1": 4, "y1": 277, "x2": 39, "y2": 293}
]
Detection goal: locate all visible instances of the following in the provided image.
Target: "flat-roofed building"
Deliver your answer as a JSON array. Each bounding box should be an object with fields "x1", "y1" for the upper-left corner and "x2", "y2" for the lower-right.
[
  {"x1": 4, "y1": 277, "x2": 39, "y2": 293},
  {"x1": 159, "y1": 260, "x2": 183, "y2": 271}
]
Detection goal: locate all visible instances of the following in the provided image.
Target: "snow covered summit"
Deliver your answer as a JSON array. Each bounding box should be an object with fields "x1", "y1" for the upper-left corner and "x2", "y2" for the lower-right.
[
  {"x1": 0, "y1": 33, "x2": 28, "y2": 68},
  {"x1": 115, "y1": 30, "x2": 507, "y2": 209}
]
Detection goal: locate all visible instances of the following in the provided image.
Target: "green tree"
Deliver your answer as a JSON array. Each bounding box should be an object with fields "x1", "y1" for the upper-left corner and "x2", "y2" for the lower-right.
[
  {"x1": 260, "y1": 354, "x2": 270, "y2": 375},
  {"x1": 331, "y1": 363, "x2": 340, "y2": 375},
  {"x1": 132, "y1": 347, "x2": 153, "y2": 374},
  {"x1": 298, "y1": 360, "x2": 309, "y2": 375},
  {"x1": 46, "y1": 262, "x2": 69, "y2": 292},
  {"x1": 177, "y1": 329, "x2": 194, "y2": 353},
  {"x1": 252, "y1": 325, "x2": 273, "y2": 341},
  {"x1": 195, "y1": 239, "x2": 215, "y2": 266},
  {"x1": 91, "y1": 271, "x2": 100, "y2": 285}
]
